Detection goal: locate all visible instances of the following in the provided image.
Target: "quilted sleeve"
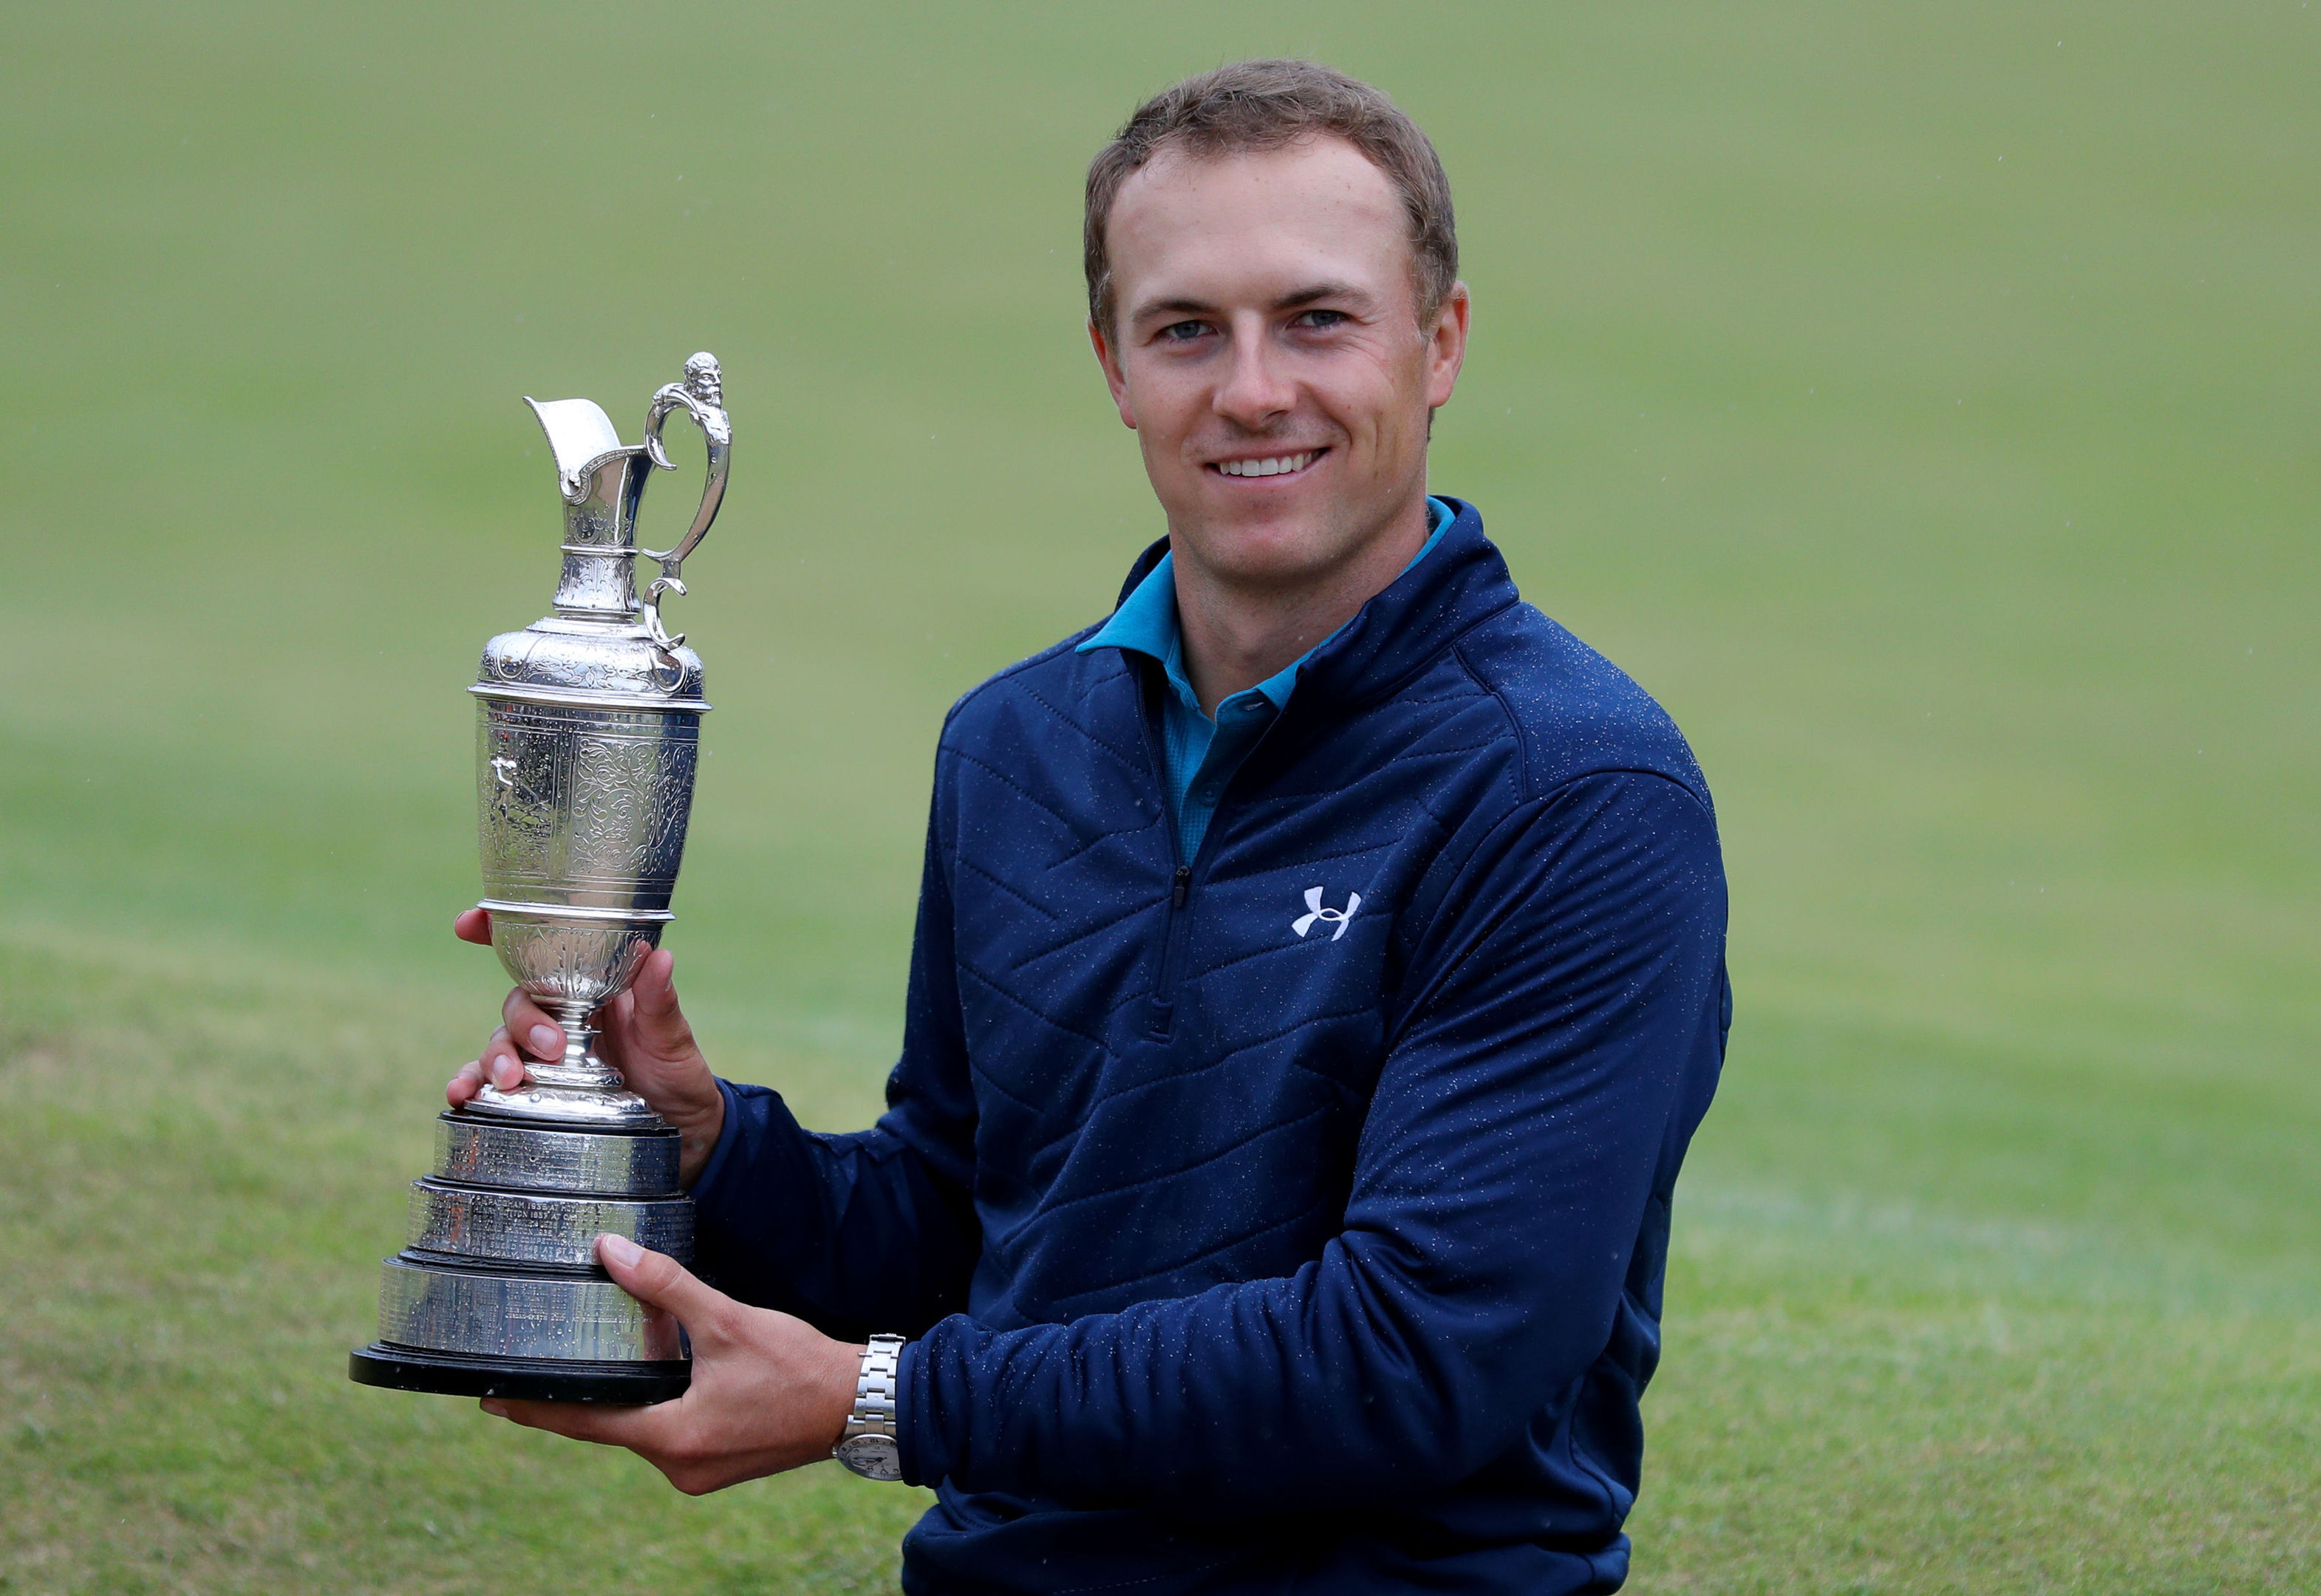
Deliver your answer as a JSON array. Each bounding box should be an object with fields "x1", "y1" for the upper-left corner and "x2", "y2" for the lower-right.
[
  {"x1": 896, "y1": 768, "x2": 1728, "y2": 1509},
  {"x1": 686, "y1": 748, "x2": 983, "y2": 1341}
]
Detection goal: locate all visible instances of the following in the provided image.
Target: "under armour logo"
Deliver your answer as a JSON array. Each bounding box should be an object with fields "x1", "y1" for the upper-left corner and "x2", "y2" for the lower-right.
[{"x1": 1292, "y1": 886, "x2": 1362, "y2": 942}]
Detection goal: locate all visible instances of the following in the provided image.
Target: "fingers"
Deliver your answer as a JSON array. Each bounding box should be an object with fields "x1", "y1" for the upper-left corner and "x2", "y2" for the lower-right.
[
  {"x1": 479, "y1": 1395, "x2": 714, "y2": 1496},
  {"x1": 595, "y1": 1235, "x2": 727, "y2": 1338},
  {"x1": 476, "y1": 1025, "x2": 531, "y2": 1091},
  {"x1": 477, "y1": 1264, "x2": 856, "y2": 1496},
  {"x1": 451, "y1": 1027, "x2": 526, "y2": 1102},
  {"x1": 480, "y1": 1395, "x2": 661, "y2": 1447},
  {"x1": 502, "y1": 989, "x2": 566, "y2": 1063},
  {"x1": 449, "y1": 1045, "x2": 524, "y2": 1102},
  {"x1": 451, "y1": 910, "x2": 564, "y2": 1094}
]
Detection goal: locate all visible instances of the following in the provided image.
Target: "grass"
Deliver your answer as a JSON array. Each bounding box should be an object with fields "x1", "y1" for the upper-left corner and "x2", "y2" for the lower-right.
[{"x1": 1, "y1": 1, "x2": 2316, "y2": 1591}]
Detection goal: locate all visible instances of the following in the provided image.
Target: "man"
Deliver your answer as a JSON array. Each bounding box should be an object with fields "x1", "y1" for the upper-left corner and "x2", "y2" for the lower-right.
[{"x1": 450, "y1": 59, "x2": 1729, "y2": 1595}]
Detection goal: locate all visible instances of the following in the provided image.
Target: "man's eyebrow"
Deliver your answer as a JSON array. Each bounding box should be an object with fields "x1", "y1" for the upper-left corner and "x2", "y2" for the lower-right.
[
  {"x1": 1272, "y1": 282, "x2": 1368, "y2": 310},
  {"x1": 1127, "y1": 282, "x2": 1375, "y2": 325},
  {"x1": 1129, "y1": 296, "x2": 1219, "y2": 324}
]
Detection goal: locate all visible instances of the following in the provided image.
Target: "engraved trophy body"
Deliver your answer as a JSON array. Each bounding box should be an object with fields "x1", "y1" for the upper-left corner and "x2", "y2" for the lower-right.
[{"x1": 350, "y1": 354, "x2": 731, "y2": 1403}]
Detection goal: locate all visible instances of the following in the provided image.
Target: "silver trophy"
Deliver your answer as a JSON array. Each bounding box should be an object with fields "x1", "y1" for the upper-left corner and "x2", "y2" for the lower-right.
[{"x1": 350, "y1": 354, "x2": 731, "y2": 1403}]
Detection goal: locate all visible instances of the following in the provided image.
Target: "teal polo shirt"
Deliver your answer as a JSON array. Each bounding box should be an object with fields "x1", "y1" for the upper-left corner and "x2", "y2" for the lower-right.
[{"x1": 1078, "y1": 497, "x2": 1454, "y2": 864}]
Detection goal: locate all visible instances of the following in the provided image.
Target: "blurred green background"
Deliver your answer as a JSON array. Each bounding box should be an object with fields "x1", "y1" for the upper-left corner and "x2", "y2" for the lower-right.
[{"x1": 3, "y1": 2, "x2": 2315, "y2": 1592}]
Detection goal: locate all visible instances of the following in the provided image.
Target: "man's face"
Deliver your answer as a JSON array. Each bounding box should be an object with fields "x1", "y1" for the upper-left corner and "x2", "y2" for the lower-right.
[{"x1": 1092, "y1": 137, "x2": 1468, "y2": 589}]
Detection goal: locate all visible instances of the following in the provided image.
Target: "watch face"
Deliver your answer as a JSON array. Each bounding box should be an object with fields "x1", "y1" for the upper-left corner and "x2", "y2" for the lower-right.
[{"x1": 836, "y1": 1433, "x2": 904, "y2": 1482}]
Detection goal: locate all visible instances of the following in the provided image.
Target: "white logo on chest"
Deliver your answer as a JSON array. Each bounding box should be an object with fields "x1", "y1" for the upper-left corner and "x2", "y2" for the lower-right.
[{"x1": 1292, "y1": 886, "x2": 1363, "y2": 942}]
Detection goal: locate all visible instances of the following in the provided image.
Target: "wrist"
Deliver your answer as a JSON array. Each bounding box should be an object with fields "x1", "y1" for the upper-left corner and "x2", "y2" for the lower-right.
[
  {"x1": 822, "y1": 1341, "x2": 867, "y2": 1451},
  {"x1": 672, "y1": 1071, "x2": 726, "y2": 1186}
]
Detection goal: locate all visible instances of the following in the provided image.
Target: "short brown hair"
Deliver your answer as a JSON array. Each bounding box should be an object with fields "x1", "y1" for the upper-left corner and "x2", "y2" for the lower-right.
[{"x1": 1084, "y1": 59, "x2": 1458, "y2": 335}]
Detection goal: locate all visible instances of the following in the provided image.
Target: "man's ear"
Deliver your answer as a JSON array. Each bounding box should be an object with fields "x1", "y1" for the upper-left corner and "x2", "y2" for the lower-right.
[
  {"x1": 1422, "y1": 282, "x2": 1471, "y2": 411},
  {"x1": 1088, "y1": 320, "x2": 1138, "y2": 430}
]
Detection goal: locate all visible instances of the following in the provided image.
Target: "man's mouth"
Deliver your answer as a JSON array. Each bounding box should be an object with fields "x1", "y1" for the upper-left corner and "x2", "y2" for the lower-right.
[{"x1": 1210, "y1": 449, "x2": 1325, "y2": 479}]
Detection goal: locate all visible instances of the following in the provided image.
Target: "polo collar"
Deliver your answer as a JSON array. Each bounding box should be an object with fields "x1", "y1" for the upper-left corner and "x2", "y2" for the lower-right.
[
  {"x1": 1079, "y1": 497, "x2": 1462, "y2": 713},
  {"x1": 1083, "y1": 497, "x2": 1511, "y2": 713}
]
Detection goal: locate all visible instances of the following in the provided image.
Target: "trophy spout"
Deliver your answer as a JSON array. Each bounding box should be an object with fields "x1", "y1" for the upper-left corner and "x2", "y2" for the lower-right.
[
  {"x1": 525, "y1": 398, "x2": 630, "y2": 503},
  {"x1": 525, "y1": 397, "x2": 653, "y2": 619}
]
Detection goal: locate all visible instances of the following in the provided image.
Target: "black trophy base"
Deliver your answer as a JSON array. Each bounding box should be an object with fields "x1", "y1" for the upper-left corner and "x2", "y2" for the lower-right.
[{"x1": 350, "y1": 1343, "x2": 691, "y2": 1405}]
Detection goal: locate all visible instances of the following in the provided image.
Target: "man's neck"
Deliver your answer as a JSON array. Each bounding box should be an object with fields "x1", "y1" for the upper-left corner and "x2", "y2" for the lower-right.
[{"x1": 1170, "y1": 494, "x2": 1435, "y2": 716}]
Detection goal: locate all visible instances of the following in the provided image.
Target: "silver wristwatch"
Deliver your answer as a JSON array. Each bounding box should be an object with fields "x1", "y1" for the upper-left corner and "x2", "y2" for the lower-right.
[{"x1": 831, "y1": 1334, "x2": 906, "y2": 1481}]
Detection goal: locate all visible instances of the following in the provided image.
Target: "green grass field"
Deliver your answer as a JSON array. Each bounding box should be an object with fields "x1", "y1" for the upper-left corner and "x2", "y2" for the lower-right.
[{"x1": 3, "y1": 4, "x2": 2315, "y2": 1591}]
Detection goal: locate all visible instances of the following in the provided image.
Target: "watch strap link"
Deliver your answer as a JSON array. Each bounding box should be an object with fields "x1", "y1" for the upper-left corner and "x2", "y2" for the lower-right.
[{"x1": 834, "y1": 1334, "x2": 906, "y2": 1479}]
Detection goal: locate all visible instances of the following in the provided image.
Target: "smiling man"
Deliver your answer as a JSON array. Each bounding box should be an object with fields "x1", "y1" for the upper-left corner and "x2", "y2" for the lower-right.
[{"x1": 452, "y1": 60, "x2": 1731, "y2": 1595}]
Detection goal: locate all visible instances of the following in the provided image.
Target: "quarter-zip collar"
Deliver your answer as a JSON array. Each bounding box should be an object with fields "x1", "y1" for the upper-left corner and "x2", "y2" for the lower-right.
[
  {"x1": 1293, "y1": 497, "x2": 1518, "y2": 709},
  {"x1": 1082, "y1": 497, "x2": 1456, "y2": 700},
  {"x1": 1098, "y1": 497, "x2": 1514, "y2": 719},
  {"x1": 1080, "y1": 499, "x2": 1457, "y2": 864}
]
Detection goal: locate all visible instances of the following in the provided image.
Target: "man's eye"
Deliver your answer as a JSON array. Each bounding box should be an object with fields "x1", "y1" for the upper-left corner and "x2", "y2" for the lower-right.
[
  {"x1": 1161, "y1": 321, "x2": 1210, "y2": 343},
  {"x1": 1294, "y1": 310, "x2": 1349, "y2": 330}
]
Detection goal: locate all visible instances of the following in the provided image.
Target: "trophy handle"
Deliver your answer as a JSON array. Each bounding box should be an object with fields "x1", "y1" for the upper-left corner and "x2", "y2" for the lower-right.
[{"x1": 639, "y1": 351, "x2": 732, "y2": 653}]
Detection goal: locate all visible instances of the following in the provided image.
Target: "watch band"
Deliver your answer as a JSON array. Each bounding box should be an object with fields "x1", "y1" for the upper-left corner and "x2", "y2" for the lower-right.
[{"x1": 833, "y1": 1334, "x2": 906, "y2": 1481}]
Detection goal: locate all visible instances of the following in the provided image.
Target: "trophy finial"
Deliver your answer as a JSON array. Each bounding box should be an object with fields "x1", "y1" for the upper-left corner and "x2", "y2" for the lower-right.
[{"x1": 681, "y1": 351, "x2": 723, "y2": 406}]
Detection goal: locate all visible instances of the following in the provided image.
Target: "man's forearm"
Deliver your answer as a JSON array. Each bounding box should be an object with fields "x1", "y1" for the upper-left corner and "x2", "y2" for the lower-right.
[{"x1": 688, "y1": 1079, "x2": 980, "y2": 1340}]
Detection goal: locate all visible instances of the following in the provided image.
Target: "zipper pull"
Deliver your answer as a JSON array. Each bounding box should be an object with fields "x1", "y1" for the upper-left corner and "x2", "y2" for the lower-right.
[{"x1": 1171, "y1": 865, "x2": 1191, "y2": 909}]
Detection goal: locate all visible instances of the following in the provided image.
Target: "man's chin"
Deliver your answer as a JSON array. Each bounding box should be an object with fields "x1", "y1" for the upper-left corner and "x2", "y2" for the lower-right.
[
  {"x1": 1168, "y1": 479, "x2": 1412, "y2": 584},
  {"x1": 1174, "y1": 519, "x2": 1346, "y2": 589}
]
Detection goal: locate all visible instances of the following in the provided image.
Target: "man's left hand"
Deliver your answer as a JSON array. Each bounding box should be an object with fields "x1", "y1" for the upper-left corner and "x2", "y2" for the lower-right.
[{"x1": 480, "y1": 1234, "x2": 865, "y2": 1496}]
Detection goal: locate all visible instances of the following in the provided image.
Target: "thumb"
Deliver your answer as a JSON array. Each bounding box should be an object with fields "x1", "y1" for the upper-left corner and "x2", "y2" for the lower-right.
[
  {"x1": 595, "y1": 1234, "x2": 725, "y2": 1334},
  {"x1": 624, "y1": 949, "x2": 695, "y2": 1046}
]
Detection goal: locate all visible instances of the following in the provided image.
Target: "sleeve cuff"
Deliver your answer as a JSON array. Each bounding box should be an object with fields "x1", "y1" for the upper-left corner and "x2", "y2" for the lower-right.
[{"x1": 896, "y1": 1329, "x2": 931, "y2": 1487}]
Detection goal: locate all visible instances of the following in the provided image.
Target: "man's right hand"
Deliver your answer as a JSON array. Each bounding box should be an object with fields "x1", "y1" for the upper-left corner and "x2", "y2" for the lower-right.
[{"x1": 445, "y1": 908, "x2": 728, "y2": 1187}]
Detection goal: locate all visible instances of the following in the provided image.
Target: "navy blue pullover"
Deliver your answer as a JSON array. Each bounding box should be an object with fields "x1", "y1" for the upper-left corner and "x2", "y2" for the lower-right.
[{"x1": 690, "y1": 500, "x2": 1731, "y2": 1595}]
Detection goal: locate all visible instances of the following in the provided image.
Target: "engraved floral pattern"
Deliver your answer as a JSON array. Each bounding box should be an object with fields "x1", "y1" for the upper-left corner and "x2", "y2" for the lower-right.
[{"x1": 566, "y1": 734, "x2": 695, "y2": 887}]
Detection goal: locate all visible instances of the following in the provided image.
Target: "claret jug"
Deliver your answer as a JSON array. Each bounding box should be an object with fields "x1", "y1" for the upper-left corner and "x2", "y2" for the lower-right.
[{"x1": 350, "y1": 353, "x2": 731, "y2": 1403}]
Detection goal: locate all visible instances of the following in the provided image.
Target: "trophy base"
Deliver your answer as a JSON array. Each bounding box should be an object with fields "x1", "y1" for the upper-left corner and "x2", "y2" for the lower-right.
[
  {"x1": 349, "y1": 1343, "x2": 691, "y2": 1404},
  {"x1": 351, "y1": 1112, "x2": 695, "y2": 1405}
]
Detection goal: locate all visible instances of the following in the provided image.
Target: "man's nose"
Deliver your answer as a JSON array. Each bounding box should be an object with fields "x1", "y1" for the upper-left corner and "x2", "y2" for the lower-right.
[{"x1": 1211, "y1": 318, "x2": 1295, "y2": 430}]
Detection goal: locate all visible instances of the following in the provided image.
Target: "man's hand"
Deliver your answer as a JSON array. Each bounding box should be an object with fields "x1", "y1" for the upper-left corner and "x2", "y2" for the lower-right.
[
  {"x1": 445, "y1": 908, "x2": 726, "y2": 1185},
  {"x1": 480, "y1": 1234, "x2": 864, "y2": 1495}
]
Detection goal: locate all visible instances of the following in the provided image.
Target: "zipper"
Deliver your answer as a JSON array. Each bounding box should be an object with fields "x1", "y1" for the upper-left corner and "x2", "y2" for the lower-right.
[
  {"x1": 1131, "y1": 661, "x2": 1293, "y2": 1039},
  {"x1": 1131, "y1": 670, "x2": 1191, "y2": 1037},
  {"x1": 1148, "y1": 865, "x2": 1193, "y2": 1037}
]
